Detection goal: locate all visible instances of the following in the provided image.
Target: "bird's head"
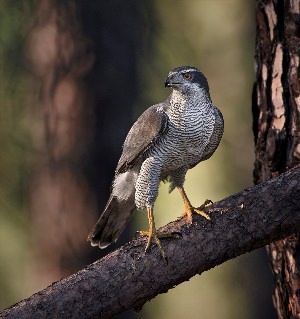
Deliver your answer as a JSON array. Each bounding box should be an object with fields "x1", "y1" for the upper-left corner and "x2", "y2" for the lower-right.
[{"x1": 165, "y1": 66, "x2": 209, "y2": 95}]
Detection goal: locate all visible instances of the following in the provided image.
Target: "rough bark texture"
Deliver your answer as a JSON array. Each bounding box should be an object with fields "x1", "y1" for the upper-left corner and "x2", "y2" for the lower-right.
[
  {"x1": 253, "y1": 1, "x2": 300, "y2": 318},
  {"x1": 2, "y1": 167, "x2": 300, "y2": 319}
]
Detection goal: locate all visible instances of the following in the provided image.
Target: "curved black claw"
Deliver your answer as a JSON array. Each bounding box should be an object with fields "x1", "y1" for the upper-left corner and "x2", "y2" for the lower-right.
[
  {"x1": 197, "y1": 199, "x2": 213, "y2": 210},
  {"x1": 135, "y1": 230, "x2": 141, "y2": 239},
  {"x1": 171, "y1": 231, "x2": 182, "y2": 238}
]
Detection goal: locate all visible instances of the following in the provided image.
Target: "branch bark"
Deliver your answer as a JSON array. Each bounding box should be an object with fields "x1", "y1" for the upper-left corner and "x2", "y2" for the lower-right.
[
  {"x1": 2, "y1": 167, "x2": 300, "y2": 319},
  {"x1": 253, "y1": 1, "x2": 300, "y2": 317}
]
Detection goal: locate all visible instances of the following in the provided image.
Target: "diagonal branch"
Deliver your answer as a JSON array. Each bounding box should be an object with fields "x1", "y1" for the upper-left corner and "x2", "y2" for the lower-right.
[{"x1": 2, "y1": 166, "x2": 300, "y2": 319}]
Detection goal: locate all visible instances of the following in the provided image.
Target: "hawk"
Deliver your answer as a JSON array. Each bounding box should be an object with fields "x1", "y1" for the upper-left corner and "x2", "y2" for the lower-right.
[{"x1": 88, "y1": 66, "x2": 224, "y2": 260}]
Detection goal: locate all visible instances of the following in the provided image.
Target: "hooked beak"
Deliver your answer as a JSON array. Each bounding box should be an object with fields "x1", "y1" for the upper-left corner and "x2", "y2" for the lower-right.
[
  {"x1": 165, "y1": 77, "x2": 181, "y2": 88},
  {"x1": 165, "y1": 79, "x2": 171, "y2": 88}
]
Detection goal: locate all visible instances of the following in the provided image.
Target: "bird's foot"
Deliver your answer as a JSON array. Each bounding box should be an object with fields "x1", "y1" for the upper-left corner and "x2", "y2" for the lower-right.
[
  {"x1": 138, "y1": 229, "x2": 172, "y2": 262},
  {"x1": 181, "y1": 199, "x2": 213, "y2": 224},
  {"x1": 197, "y1": 199, "x2": 213, "y2": 211}
]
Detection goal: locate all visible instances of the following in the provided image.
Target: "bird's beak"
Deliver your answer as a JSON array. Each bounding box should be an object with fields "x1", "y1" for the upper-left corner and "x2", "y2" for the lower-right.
[
  {"x1": 165, "y1": 78, "x2": 171, "y2": 88},
  {"x1": 165, "y1": 75, "x2": 182, "y2": 88}
]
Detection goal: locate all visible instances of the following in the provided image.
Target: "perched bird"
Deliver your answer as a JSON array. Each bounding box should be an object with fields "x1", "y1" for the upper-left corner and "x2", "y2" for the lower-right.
[{"x1": 87, "y1": 66, "x2": 224, "y2": 260}]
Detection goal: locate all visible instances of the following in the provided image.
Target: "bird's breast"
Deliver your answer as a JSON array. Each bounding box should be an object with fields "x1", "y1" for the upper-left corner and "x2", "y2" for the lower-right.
[{"x1": 155, "y1": 109, "x2": 215, "y2": 170}]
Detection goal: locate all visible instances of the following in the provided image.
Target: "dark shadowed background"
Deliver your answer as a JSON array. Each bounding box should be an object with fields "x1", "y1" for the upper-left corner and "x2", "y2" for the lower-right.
[{"x1": 0, "y1": 1, "x2": 276, "y2": 318}]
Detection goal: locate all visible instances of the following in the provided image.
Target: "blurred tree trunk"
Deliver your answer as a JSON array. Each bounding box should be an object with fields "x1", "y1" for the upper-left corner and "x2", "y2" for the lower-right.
[
  {"x1": 25, "y1": 0, "x2": 152, "y2": 298},
  {"x1": 253, "y1": 0, "x2": 300, "y2": 318}
]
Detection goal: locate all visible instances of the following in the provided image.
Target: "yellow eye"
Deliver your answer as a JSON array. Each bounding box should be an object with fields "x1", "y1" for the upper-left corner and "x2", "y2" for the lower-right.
[{"x1": 183, "y1": 72, "x2": 192, "y2": 80}]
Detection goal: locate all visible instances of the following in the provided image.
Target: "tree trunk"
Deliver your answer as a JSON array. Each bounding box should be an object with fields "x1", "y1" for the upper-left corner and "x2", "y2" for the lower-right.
[
  {"x1": 25, "y1": 0, "x2": 153, "y2": 295},
  {"x1": 26, "y1": 0, "x2": 97, "y2": 288},
  {"x1": 253, "y1": 1, "x2": 300, "y2": 317}
]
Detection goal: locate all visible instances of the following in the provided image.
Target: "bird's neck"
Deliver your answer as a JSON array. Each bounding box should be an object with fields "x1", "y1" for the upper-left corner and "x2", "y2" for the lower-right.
[
  {"x1": 167, "y1": 89, "x2": 213, "y2": 129},
  {"x1": 169, "y1": 88, "x2": 212, "y2": 113}
]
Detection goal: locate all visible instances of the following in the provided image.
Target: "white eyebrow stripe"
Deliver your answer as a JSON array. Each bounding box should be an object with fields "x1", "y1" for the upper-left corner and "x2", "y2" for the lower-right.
[
  {"x1": 168, "y1": 71, "x2": 177, "y2": 76},
  {"x1": 168, "y1": 68, "x2": 198, "y2": 76},
  {"x1": 180, "y1": 68, "x2": 198, "y2": 73}
]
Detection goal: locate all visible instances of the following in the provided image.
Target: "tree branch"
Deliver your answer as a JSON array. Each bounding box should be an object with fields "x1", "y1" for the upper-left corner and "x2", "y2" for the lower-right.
[{"x1": 2, "y1": 167, "x2": 300, "y2": 319}]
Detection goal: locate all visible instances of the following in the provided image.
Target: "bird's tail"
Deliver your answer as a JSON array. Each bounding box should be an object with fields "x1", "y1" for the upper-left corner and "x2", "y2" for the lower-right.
[{"x1": 87, "y1": 194, "x2": 136, "y2": 248}]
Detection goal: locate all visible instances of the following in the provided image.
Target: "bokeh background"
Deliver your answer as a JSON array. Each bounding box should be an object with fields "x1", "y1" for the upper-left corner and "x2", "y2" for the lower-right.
[{"x1": 0, "y1": 1, "x2": 277, "y2": 318}]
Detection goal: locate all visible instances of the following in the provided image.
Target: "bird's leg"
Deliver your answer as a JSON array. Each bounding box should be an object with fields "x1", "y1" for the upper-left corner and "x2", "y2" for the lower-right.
[
  {"x1": 138, "y1": 207, "x2": 171, "y2": 261},
  {"x1": 178, "y1": 186, "x2": 212, "y2": 224}
]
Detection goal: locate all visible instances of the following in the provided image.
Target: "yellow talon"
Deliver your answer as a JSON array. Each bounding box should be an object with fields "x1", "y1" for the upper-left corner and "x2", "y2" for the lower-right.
[
  {"x1": 138, "y1": 207, "x2": 171, "y2": 262},
  {"x1": 178, "y1": 187, "x2": 212, "y2": 223},
  {"x1": 138, "y1": 191, "x2": 212, "y2": 261}
]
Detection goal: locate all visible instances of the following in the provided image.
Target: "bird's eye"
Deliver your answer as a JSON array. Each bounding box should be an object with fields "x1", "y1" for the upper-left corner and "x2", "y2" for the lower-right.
[{"x1": 183, "y1": 72, "x2": 192, "y2": 80}]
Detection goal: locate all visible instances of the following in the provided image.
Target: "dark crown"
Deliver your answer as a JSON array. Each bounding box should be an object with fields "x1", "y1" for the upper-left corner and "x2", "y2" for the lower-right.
[{"x1": 170, "y1": 66, "x2": 209, "y2": 92}]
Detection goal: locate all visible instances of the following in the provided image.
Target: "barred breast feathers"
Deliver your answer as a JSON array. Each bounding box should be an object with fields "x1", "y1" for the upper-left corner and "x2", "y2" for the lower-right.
[{"x1": 167, "y1": 87, "x2": 214, "y2": 130}]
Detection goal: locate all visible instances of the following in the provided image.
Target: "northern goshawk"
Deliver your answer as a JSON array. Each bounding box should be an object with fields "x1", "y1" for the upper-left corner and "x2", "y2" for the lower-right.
[{"x1": 88, "y1": 66, "x2": 224, "y2": 260}]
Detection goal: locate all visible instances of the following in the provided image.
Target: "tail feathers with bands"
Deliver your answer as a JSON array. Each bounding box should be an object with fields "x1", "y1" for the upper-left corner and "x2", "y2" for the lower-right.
[{"x1": 87, "y1": 195, "x2": 136, "y2": 248}]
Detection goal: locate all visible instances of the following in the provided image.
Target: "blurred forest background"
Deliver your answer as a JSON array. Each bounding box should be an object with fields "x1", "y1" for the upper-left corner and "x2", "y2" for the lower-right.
[{"x1": 0, "y1": 1, "x2": 277, "y2": 318}]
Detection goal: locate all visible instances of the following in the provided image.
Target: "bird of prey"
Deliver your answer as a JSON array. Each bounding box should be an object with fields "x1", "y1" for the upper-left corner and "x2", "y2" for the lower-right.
[{"x1": 88, "y1": 66, "x2": 224, "y2": 260}]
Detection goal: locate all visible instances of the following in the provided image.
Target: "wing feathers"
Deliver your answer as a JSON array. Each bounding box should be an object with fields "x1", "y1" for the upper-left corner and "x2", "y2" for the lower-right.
[
  {"x1": 88, "y1": 103, "x2": 169, "y2": 248},
  {"x1": 116, "y1": 103, "x2": 169, "y2": 173}
]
